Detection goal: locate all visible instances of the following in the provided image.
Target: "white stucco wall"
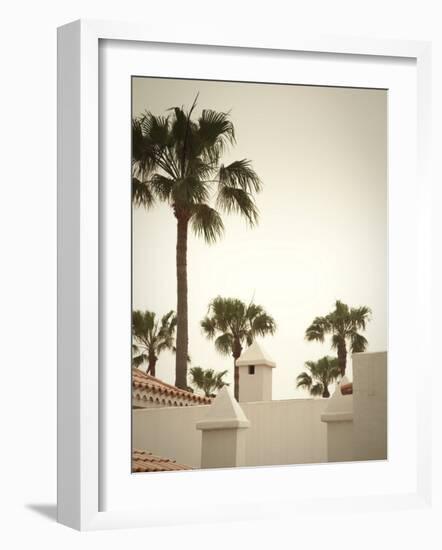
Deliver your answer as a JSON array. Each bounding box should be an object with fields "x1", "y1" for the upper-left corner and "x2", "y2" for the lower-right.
[
  {"x1": 326, "y1": 420, "x2": 354, "y2": 463},
  {"x1": 133, "y1": 397, "x2": 328, "y2": 468},
  {"x1": 132, "y1": 352, "x2": 387, "y2": 468},
  {"x1": 242, "y1": 399, "x2": 328, "y2": 466},
  {"x1": 200, "y1": 429, "x2": 248, "y2": 469},
  {"x1": 133, "y1": 404, "x2": 207, "y2": 467},
  {"x1": 238, "y1": 365, "x2": 273, "y2": 402},
  {"x1": 320, "y1": 352, "x2": 387, "y2": 463},
  {"x1": 352, "y1": 351, "x2": 387, "y2": 461}
]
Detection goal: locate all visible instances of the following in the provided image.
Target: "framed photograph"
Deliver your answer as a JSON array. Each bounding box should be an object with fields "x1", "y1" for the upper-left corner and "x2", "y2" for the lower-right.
[{"x1": 57, "y1": 19, "x2": 432, "y2": 530}]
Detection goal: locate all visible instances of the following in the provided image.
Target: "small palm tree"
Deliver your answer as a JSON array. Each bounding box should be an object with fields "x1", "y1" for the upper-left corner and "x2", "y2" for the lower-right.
[
  {"x1": 305, "y1": 300, "x2": 371, "y2": 376},
  {"x1": 201, "y1": 297, "x2": 276, "y2": 401},
  {"x1": 132, "y1": 310, "x2": 177, "y2": 377},
  {"x1": 133, "y1": 98, "x2": 262, "y2": 390},
  {"x1": 189, "y1": 366, "x2": 229, "y2": 397},
  {"x1": 296, "y1": 356, "x2": 341, "y2": 398}
]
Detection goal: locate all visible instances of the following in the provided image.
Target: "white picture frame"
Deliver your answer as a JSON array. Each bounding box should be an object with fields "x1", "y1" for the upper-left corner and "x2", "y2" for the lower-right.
[{"x1": 57, "y1": 19, "x2": 432, "y2": 531}]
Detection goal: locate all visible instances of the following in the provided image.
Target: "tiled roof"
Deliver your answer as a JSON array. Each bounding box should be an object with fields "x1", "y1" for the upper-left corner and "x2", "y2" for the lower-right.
[
  {"x1": 132, "y1": 449, "x2": 192, "y2": 472},
  {"x1": 132, "y1": 367, "x2": 212, "y2": 405}
]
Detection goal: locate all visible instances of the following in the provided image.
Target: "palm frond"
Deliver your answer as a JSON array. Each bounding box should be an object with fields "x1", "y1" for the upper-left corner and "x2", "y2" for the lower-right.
[
  {"x1": 218, "y1": 160, "x2": 262, "y2": 193},
  {"x1": 350, "y1": 306, "x2": 372, "y2": 330},
  {"x1": 172, "y1": 176, "x2": 210, "y2": 206},
  {"x1": 189, "y1": 366, "x2": 205, "y2": 388},
  {"x1": 216, "y1": 185, "x2": 259, "y2": 226},
  {"x1": 132, "y1": 353, "x2": 148, "y2": 368},
  {"x1": 132, "y1": 310, "x2": 155, "y2": 334},
  {"x1": 169, "y1": 106, "x2": 188, "y2": 152},
  {"x1": 296, "y1": 372, "x2": 313, "y2": 389},
  {"x1": 310, "y1": 383, "x2": 324, "y2": 397},
  {"x1": 186, "y1": 157, "x2": 216, "y2": 179},
  {"x1": 140, "y1": 112, "x2": 170, "y2": 147},
  {"x1": 133, "y1": 102, "x2": 262, "y2": 252},
  {"x1": 132, "y1": 309, "x2": 176, "y2": 366},
  {"x1": 214, "y1": 370, "x2": 229, "y2": 389},
  {"x1": 350, "y1": 332, "x2": 368, "y2": 353},
  {"x1": 305, "y1": 316, "x2": 329, "y2": 342},
  {"x1": 304, "y1": 360, "x2": 322, "y2": 378},
  {"x1": 197, "y1": 109, "x2": 235, "y2": 163},
  {"x1": 334, "y1": 300, "x2": 350, "y2": 317},
  {"x1": 169, "y1": 100, "x2": 199, "y2": 176},
  {"x1": 297, "y1": 356, "x2": 340, "y2": 397},
  {"x1": 132, "y1": 343, "x2": 140, "y2": 354},
  {"x1": 132, "y1": 177, "x2": 155, "y2": 208},
  {"x1": 189, "y1": 365, "x2": 229, "y2": 397},
  {"x1": 317, "y1": 356, "x2": 341, "y2": 384},
  {"x1": 160, "y1": 310, "x2": 177, "y2": 330},
  {"x1": 203, "y1": 296, "x2": 275, "y2": 348},
  {"x1": 132, "y1": 116, "x2": 171, "y2": 180},
  {"x1": 214, "y1": 333, "x2": 234, "y2": 355},
  {"x1": 306, "y1": 301, "x2": 371, "y2": 371},
  {"x1": 250, "y1": 312, "x2": 276, "y2": 338},
  {"x1": 331, "y1": 333, "x2": 343, "y2": 350},
  {"x1": 132, "y1": 118, "x2": 149, "y2": 166},
  {"x1": 190, "y1": 204, "x2": 224, "y2": 244},
  {"x1": 150, "y1": 174, "x2": 174, "y2": 202},
  {"x1": 205, "y1": 296, "x2": 231, "y2": 333},
  {"x1": 201, "y1": 316, "x2": 217, "y2": 339}
]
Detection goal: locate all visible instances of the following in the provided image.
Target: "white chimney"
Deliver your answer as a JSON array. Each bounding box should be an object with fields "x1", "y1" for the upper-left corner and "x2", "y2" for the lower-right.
[{"x1": 236, "y1": 340, "x2": 275, "y2": 402}]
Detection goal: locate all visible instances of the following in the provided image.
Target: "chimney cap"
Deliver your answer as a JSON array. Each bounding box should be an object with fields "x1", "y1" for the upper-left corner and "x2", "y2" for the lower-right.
[{"x1": 236, "y1": 340, "x2": 276, "y2": 368}]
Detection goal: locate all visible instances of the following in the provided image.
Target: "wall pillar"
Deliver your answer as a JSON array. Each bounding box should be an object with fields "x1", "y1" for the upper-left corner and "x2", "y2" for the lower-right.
[
  {"x1": 196, "y1": 387, "x2": 250, "y2": 469},
  {"x1": 352, "y1": 352, "x2": 387, "y2": 461},
  {"x1": 321, "y1": 378, "x2": 354, "y2": 463}
]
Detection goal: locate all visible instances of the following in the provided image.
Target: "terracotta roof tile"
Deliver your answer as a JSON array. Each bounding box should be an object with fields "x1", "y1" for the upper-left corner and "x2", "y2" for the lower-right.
[
  {"x1": 132, "y1": 449, "x2": 192, "y2": 472},
  {"x1": 340, "y1": 382, "x2": 353, "y2": 395},
  {"x1": 132, "y1": 367, "x2": 212, "y2": 405}
]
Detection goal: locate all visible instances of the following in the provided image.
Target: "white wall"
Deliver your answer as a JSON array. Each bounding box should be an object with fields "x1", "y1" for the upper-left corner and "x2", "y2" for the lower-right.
[
  {"x1": 326, "y1": 420, "x2": 354, "y2": 463},
  {"x1": 133, "y1": 405, "x2": 207, "y2": 467},
  {"x1": 133, "y1": 397, "x2": 328, "y2": 468},
  {"x1": 238, "y1": 366, "x2": 273, "y2": 403},
  {"x1": 352, "y1": 352, "x2": 388, "y2": 460},
  {"x1": 133, "y1": 352, "x2": 387, "y2": 468},
  {"x1": 320, "y1": 352, "x2": 387, "y2": 462},
  {"x1": 242, "y1": 399, "x2": 328, "y2": 466}
]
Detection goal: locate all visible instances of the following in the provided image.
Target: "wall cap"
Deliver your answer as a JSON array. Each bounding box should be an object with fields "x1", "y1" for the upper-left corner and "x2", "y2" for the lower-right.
[
  {"x1": 321, "y1": 411, "x2": 354, "y2": 423},
  {"x1": 195, "y1": 387, "x2": 251, "y2": 431},
  {"x1": 196, "y1": 418, "x2": 251, "y2": 430}
]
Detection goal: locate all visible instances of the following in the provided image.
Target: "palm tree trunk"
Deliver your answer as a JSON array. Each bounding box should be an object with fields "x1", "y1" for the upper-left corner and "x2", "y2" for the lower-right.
[
  {"x1": 148, "y1": 357, "x2": 157, "y2": 377},
  {"x1": 175, "y1": 215, "x2": 189, "y2": 390},
  {"x1": 337, "y1": 340, "x2": 347, "y2": 377},
  {"x1": 322, "y1": 385, "x2": 330, "y2": 398},
  {"x1": 233, "y1": 357, "x2": 240, "y2": 401},
  {"x1": 232, "y1": 341, "x2": 242, "y2": 401}
]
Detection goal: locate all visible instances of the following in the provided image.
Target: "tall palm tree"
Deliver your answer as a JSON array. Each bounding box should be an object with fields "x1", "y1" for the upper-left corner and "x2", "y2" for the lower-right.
[
  {"x1": 296, "y1": 356, "x2": 341, "y2": 398},
  {"x1": 132, "y1": 98, "x2": 262, "y2": 390},
  {"x1": 189, "y1": 366, "x2": 229, "y2": 397},
  {"x1": 132, "y1": 310, "x2": 177, "y2": 377},
  {"x1": 201, "y1": 297, "x2": 276, "y2": 400},
  {"x1": 305, "y1": 300, "x2": 371, "y2": 376}
]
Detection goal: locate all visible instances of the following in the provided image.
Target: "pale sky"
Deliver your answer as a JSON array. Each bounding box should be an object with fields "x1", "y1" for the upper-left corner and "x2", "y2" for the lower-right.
[{"x1": 132, "y1": 77, "x2": 387, "y2": 400}]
